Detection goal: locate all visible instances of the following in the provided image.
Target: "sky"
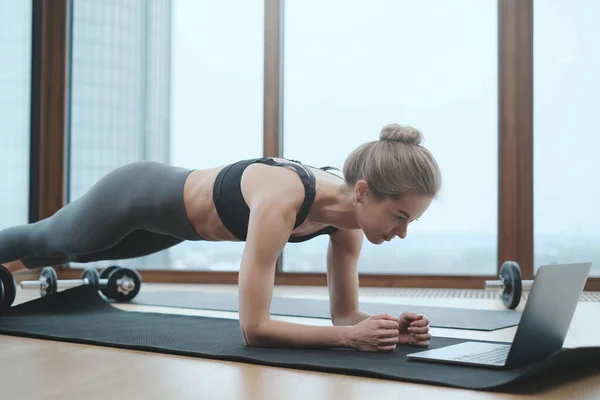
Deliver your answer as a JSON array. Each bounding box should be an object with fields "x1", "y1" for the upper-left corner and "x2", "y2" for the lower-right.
[{"x1": 0, "y1": 0, "x2": 31, "y2": 228}]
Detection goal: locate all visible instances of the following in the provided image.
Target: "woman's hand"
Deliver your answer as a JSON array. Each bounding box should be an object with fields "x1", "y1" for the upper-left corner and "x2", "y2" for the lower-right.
[
  {"x1": 397, "y1": 312, "x2": 431, "y2": 347},
  {"x1": 347, "y1": 314, "x2": 400, "y2": 352}
]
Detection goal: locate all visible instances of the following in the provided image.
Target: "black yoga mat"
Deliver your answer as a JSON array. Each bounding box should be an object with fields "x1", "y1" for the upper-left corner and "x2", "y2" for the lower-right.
[
  {"x1": 1, "y1": 286, "x2": 599, "y2": 393},
  {"x1": 132, "y1": 290, "x2": 521, "y2": 331}
]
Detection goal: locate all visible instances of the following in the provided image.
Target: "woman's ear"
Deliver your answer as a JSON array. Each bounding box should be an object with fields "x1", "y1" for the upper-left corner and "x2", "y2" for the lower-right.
[{"x1": 354, "y1": 180, "x2": 369, "y2": 202}]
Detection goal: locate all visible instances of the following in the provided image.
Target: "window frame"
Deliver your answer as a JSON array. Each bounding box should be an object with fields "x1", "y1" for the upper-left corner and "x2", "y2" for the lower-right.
[{"x1": 33, "y1": 0, "x2": 600, "y2": 291}]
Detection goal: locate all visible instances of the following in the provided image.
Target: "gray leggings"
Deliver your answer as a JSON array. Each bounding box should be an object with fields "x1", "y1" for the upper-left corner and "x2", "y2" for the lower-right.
[{"x1": 0, "y1": 161, "x2": 204, "y2": 269}]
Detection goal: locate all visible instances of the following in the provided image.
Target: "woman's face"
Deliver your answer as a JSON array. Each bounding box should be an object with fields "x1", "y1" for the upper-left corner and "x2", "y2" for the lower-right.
[{"x1": 353, "y1": 181, "x2": 432, "y2": 245}]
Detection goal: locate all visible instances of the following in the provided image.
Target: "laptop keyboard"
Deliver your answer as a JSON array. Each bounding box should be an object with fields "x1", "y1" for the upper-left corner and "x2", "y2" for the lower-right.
[{"x1": 450, "y1": 346, "x2": 510, "y2": 365}]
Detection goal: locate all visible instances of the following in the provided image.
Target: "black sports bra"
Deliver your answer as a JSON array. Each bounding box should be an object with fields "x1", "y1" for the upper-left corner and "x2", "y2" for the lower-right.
[{"x1": 212, "y1": 157, "x2": 339, "y2": 242}]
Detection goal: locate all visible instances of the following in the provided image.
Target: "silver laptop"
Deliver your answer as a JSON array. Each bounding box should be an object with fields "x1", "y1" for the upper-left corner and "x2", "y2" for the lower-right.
[{"x1": 406, "y1": 262, "x2": 591, "y2": 369}]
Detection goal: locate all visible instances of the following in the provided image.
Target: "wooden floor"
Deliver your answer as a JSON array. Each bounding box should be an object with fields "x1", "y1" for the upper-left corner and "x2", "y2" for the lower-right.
[{"x1": 2, "y1": 284, "x2": 600, "y2": 400}]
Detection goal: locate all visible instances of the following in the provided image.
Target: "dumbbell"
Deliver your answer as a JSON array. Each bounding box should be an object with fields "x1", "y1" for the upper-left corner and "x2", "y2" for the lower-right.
[
  {"x1": 484, "y1": 261, "x2": 533, "y2": 309},
  {"x1": 97, "y1": 265, "x2": 142, "y2": 301},
  {"x1": 20, "y1": 265, "x2": 142, "y2": 302},
  {"x1": 0, "y1": 264, "x2": 17, "y2": 313}
]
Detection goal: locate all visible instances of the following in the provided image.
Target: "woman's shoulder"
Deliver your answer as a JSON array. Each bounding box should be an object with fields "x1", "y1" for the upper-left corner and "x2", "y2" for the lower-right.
[{"x1": 241, "y1": 161, "x2": 308, "y2": 211}]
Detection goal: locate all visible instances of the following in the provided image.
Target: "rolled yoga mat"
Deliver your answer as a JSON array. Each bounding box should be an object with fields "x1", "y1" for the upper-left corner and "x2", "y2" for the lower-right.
[
  {"x1": 131, "y1": 291, "x2": 522, "y2": 331},
  {"x1": 1, "y1": 286, "x2": 599, "y2": 393}
]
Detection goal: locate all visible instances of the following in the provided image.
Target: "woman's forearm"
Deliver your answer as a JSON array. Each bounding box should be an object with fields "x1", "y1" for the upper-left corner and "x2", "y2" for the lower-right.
[{"x1": 244, "y1": 319, "x2": 353, "y2": 349}]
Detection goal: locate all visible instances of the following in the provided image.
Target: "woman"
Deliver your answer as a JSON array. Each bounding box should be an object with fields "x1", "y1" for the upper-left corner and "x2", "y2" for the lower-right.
[{"x1": 0, "y1": 123, "x2": 442, "y2": 352}]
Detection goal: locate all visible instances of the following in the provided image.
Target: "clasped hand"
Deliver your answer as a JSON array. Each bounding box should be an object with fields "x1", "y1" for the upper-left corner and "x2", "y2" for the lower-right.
[{"x1": 349, "y1": 312, "x2": 431, "y2": 352}]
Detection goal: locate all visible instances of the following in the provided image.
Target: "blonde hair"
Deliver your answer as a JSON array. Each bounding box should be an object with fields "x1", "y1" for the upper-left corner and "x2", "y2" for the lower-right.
[{"x1": 342, "y1": 123, "x2": 442, "y2": 200}]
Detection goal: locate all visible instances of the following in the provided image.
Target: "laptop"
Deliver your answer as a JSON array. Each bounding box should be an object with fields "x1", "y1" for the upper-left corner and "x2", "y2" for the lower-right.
[{"x1": 406, "y1": 262, "x2": 591, "y2": 369}]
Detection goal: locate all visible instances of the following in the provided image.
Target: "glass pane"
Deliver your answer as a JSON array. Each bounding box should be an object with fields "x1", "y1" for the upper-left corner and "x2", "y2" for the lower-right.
[
  {"x1": 68, "y1": 0, "x2": 264, "y2": 270},
  {"x1": 0, "y1": 0, "x2": 31, "y2": 229},
  {"x1": 533, "y1": 0, "x2": 600, "y2": 276},
  {"x1": 282, "y1": 0, "x2": 498, "y2": 275}
]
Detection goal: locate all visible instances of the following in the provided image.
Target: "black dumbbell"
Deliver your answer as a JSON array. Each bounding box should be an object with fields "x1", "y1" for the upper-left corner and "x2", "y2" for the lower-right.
[
  {"x1": 99, "y1": 265, "x2": 121, "y2": 299},
  {"x1": 0, "y1": 264, "x2": 17, "y2": 313},
  {"x1": 101, "y1": 265, "x2": 142, "y2": 302},
  {"x1": 484, "y1": 261, "x2": 533, "y2": 309},
  {"x1": 20, "y1": 265, "x2": 142, "y2": 302}
]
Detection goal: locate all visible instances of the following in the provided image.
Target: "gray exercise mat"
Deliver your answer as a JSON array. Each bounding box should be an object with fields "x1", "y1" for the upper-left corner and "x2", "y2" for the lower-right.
[{"x1": 131, "y1": 291, "x2": 522, "y2": 331}]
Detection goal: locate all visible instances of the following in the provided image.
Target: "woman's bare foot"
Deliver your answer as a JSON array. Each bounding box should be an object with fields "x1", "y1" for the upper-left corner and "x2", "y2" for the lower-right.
[{"x1": 3, "y1": 260, "x2": 26, "y2": 273}]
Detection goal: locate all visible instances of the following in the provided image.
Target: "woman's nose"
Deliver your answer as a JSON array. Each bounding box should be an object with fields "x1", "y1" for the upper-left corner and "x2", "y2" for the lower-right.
[{"x1": 395, "y1": 224, "x2": 407, "y2": 239}]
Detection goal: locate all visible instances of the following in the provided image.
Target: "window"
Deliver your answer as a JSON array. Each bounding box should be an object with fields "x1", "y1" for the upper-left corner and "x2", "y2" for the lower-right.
[
  {"x1": 281, "y1": 0, "x2": 498, "y2": 275},
  {"x1": 533, "y1": 0, "x2": 600, "y2": 276},
  {"x1": 0, "y1": 0, "x2": 31, "y2": 230},
  {"x1": 68, "y1": 0, "x2": 264, "y2": 270}
]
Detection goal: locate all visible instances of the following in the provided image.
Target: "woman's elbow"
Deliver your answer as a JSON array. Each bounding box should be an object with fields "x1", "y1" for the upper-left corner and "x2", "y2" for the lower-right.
[{"x1": 240, "y1": 321, "x2": 266, "y2": 347}]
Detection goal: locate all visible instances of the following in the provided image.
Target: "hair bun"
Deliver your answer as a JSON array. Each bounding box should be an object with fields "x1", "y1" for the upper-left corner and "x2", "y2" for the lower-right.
[{"x1": 379, "y1": 123, "x2": 423, "y2": 145}]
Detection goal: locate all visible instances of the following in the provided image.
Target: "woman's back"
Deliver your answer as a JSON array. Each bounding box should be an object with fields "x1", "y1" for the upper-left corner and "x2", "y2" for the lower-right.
[{"x1": 183, "y1": 157, "x2": 344, "y2": 243}]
